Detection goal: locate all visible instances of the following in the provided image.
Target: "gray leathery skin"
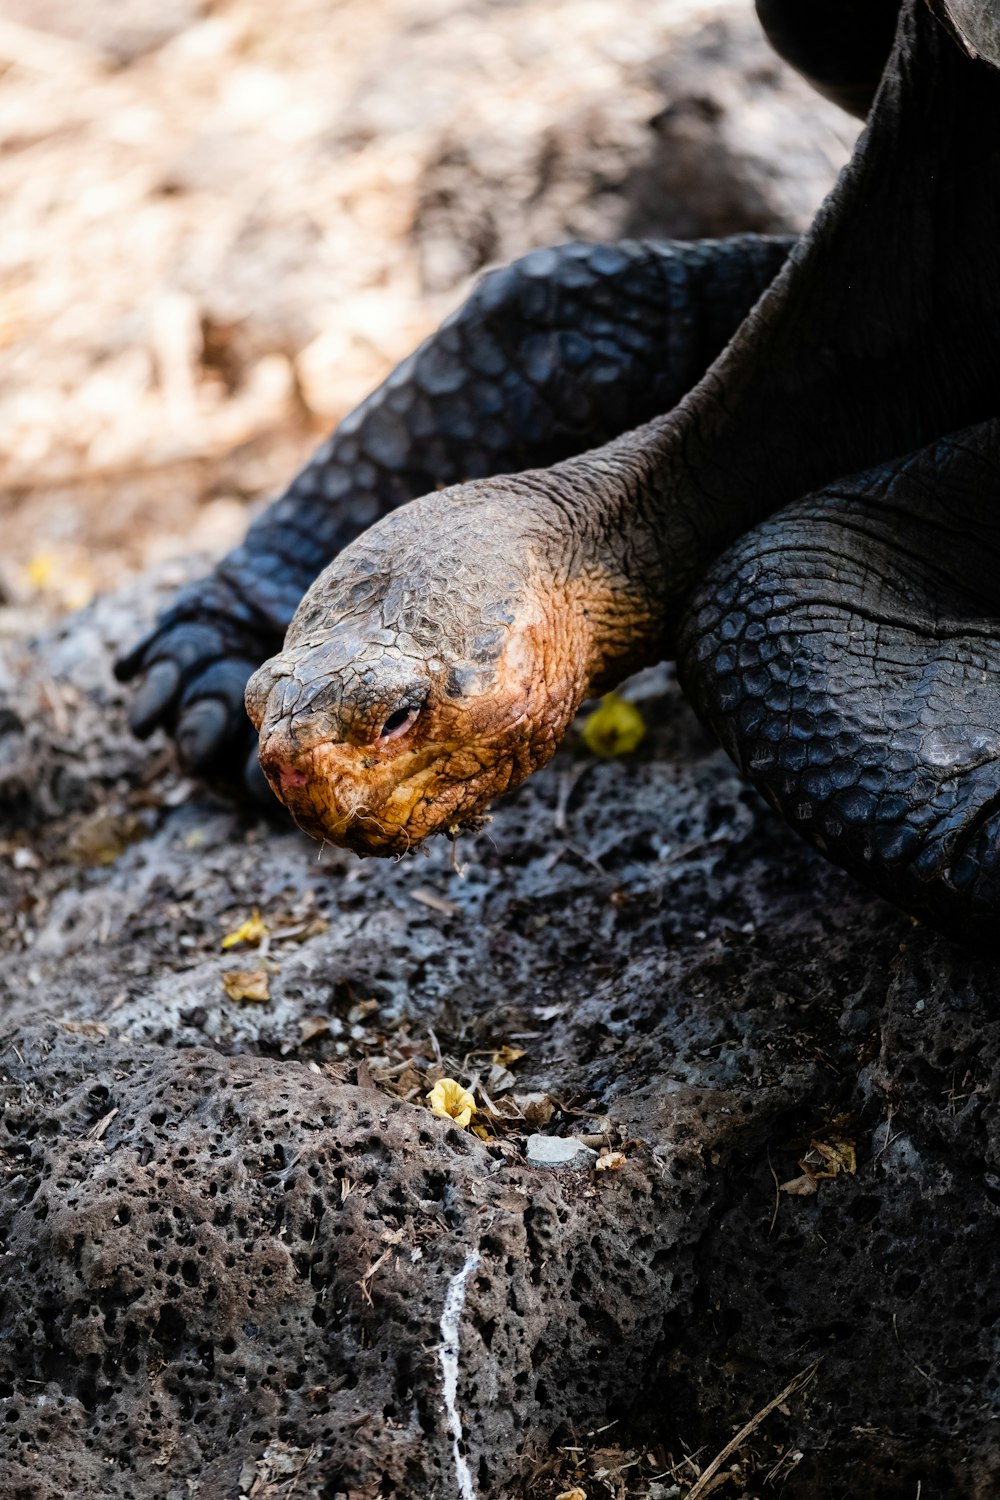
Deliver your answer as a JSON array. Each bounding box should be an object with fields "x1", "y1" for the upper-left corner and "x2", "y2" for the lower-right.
[
  {"x1": 618, "y1": 1, "x2": 1000, "y2": 619},
  {"x1": 931, "y1": 0, "x2": 1000, "y2": 65}
]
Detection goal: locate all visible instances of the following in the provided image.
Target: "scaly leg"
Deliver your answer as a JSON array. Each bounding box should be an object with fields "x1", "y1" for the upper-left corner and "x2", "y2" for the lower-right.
[{"x1": 679, "y1": 425, "x2": 1000, "y2": 940}]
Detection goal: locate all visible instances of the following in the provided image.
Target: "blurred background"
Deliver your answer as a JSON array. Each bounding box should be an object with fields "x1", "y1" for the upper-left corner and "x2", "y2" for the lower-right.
[{"x1": 0, "y1": 0, "x2": 858, "y2": 633}]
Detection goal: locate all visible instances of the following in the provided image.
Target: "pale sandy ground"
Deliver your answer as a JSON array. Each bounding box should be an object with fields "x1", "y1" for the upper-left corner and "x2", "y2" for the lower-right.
[{"x1": 0, "y1": 0, "x2": 856, "y2": 627}]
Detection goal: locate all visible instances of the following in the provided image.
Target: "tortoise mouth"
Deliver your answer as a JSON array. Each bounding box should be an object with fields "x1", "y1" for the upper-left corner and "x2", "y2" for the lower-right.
[
  {"x1": 256, "y1": 722, "x2": 498, "y2": 856},
  {"x1": 258, "y1": 735, "x2": 404, "y2": 853}
]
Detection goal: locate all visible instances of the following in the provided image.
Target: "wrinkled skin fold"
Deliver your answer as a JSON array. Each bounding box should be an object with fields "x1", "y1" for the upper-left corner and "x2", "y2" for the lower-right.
[{"x1": 122, "y1": 0, "x2": 1000, "y2": 942}]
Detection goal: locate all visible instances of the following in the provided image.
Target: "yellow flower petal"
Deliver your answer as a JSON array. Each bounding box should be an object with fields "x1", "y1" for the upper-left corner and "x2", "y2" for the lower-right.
[
  {"x1": 221, "y1": 909, "x2": 268, "y2": 949},
  {"x1": 24, "y1": 552, "x2": 56, "y2": 590},
  {"x1": 580, "y1": 693, "x2": 646, "y2": 757},
  {"x1": 427, "y1": 1078, "x2": 476, "y2": 1129}
]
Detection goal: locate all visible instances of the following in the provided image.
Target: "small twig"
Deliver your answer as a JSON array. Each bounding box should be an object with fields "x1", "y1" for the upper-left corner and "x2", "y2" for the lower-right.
[
  {"x1": 892, "y1": 1314, "x2": 937, "y2": 1388},
  {"x1": 284, "y1": 1443, "x2": 317, "y2": 1497},
  {"x1": 874, "y1": 1107, "x2": 901, "y2": 1162},
  {"x1": 565, "y1": 839, "x2": 605, "y2": 874},
  {"x1": 554, "y1": 765, "x2": 588, "y2": 834},
  {"x1": 476, "y1": 1079, "x2": 498, "y2": 1117},
  {"x1": 767, "y1": 1148, "x2": 780, "y2": 1236},
  {"x1": 410, "y1": 887, "x2": 458, "y2": 918},
  {"x1": 684, "y1": 1359, "x2": 822, "y2": 1500},
  {"x1": 676, "y1": 1445, "x2": 704, "y2": 1482},
  {"x1": 86, "y1": 1107, "x2": 118, "y2": 1142},
  {"x1": 449, "y1": 834, "x2": 467, "y2": 878},
  {"x1": 357, "y1": 1247, "x2": 392, "y2": 1307}
]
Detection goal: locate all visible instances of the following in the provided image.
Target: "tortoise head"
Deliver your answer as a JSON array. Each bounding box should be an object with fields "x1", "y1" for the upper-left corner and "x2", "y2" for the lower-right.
[{"x1": 245, "y1": 483, "x2": 600, "y2": 855}]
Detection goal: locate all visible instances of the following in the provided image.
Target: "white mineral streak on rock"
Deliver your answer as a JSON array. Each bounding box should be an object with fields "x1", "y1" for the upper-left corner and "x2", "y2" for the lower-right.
[{"x1": 438, "y1": 1250, "x2": 481, "y2": 1500}]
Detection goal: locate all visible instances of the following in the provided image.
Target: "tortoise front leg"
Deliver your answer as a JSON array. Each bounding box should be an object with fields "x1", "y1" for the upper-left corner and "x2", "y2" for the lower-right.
[
  {"x1": 678, "y1": 423, "x2": 1000, "y2": 940},
  {"x1": 115, "y1": 235, "x2": 793, "y2": 792}
]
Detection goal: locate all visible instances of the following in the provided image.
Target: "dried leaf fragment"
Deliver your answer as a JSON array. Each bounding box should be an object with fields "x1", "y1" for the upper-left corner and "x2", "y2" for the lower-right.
[
  {"x1": 808, "y1": 1135, "x2": 857, "y2": 1178},
  {"x1": 347, "y1": 997, "x2": 380, "y2": 1024},
  {"x1": 24, "y1": 552, "x2": 56, "y2": 589},
  {"x1": 780, "y1": 1134, "x2": 856, "y2": 1196},
  {"x1": 276, "y1": 913, "x2": 328, "y2": 943},
  {"x1": 60, "y1": 1020, "x2": 109, "y2": 1037},
  {"x1": 22, "y1": 550, "x2": 94, "y2": 609},
  {"x1": 780, "y1": 1172, "x2": 819, "y2": 1197},
  {"x1": 491, "y1": 1044, "x2": 526, "y2": 1067},
  {"x1": 221, "y1": 909, "x2": 268, "y2": 949},
  {"x1": 486, "y1": 1062, "x2": 517, "y2": 1095},
  {"x1": 427, "y1": 1078, "x2": 476, "y2": 1129},
  {"x1": 556, "y1": 1489, "x2": 588, "y2": 1500},
  {"x1": 66, "y1": 810, "x2": 143, "y2": 867},
  {"x1": 508, "y1": 1091, "x2": 556, "y2": 1127},
  {"x1": 222, "y1": 969, "x2": 270, "y2": 1004},
  {"x1": 581, "y1": 693, "x2": 646, "y2": 756},
  {"x1": 595, "y1": 1150, "x2": 627, "y2": 1171}
]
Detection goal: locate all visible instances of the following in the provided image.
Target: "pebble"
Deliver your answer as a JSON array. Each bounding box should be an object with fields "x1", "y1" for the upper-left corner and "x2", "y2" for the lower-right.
[{"x1": 525, "y1": 1134, "x2": 598, "y2": 1169}]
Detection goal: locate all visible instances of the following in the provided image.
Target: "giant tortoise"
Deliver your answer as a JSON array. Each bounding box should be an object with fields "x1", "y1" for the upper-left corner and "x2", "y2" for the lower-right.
[{"x1": 118, "y1": 0, "x2": 1000, "y2": 941}]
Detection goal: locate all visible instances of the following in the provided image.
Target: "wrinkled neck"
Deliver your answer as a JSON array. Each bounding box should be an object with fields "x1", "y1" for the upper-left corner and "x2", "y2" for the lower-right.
[
  {"x1": 538, "y1": 0, "x2": 1000, "y2": 667},
  {"x1": 522, "y1": 454, "x2": 678, "y2": 695}
]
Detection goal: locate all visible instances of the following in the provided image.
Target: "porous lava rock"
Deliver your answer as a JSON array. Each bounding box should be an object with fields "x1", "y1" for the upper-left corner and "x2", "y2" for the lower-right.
[
  {"x1": 2, "y1": 581, "x2": 1000, "y2": 1500},
  {"x1": 0, "y1": 1030, "x2": 707, "y2": 1499}
]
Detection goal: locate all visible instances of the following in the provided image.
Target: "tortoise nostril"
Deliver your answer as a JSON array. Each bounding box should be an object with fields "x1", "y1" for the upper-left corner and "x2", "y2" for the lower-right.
[
  {"x1": 266, "y1": 760, "x2": 309, "y2": 790},
  {"x1": 281, "y1": 765, "x2": 309, "y2": 788}
]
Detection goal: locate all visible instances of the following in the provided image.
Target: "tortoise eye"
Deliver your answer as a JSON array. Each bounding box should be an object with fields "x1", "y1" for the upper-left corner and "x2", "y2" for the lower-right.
[{"x1": 377, "y1": 705, "x2": 420, "y2": 743}]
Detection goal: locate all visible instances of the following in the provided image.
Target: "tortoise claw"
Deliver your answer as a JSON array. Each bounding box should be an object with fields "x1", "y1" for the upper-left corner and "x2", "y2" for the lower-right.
[
  {"x1": 128, "y1": 660, "x2": 182, "y2": 738},
  {"x1": 116, "y1": 576, "x2": 283, "y2": 782},
  {"x1": 114, "y1": 622, "x2": 165, "y2": 682},
  {"x1": 175, "y1": 698, "x2": 232, "y2": 773},
  {"x1": 173, "y1": 656, "x2": 259, "y2": 772}
]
